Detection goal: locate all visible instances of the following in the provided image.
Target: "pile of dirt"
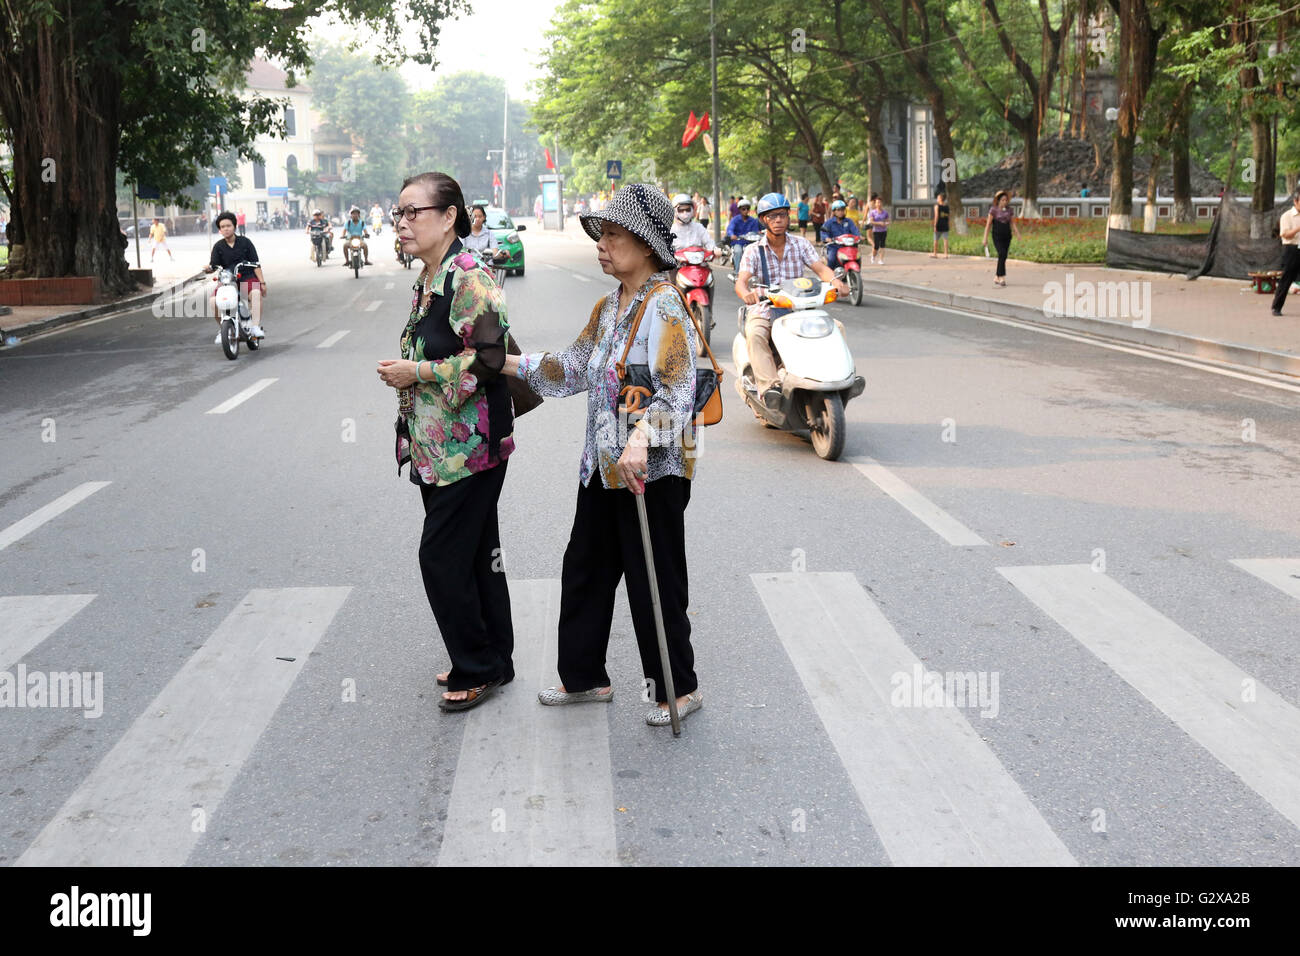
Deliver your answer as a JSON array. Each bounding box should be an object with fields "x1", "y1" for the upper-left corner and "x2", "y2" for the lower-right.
[{"x1": 961, "y1": 134, "x2": 1223, "y2": 198}]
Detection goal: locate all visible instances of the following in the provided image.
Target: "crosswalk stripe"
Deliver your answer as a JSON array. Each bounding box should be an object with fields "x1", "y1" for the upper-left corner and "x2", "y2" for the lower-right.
[
  {"x1": 365, "y1": 300, "x2": 383, "y2": 312},
  {"x1": 205, "y1": 378, "x2": 277, "y2": 414},
  {"x1": 437, "y1": 579, "x2": 617, "y2": 866},
  {"x1": 0, "y1": 595, "x2": 96, "y2": 672},
  {"x1": 0, "y1": 482, "x2": 111, "y2": 553},
  {"x1": 384, "y1": 282, "x2": 394, "y2": 290},
  {"x1": 849, "y1": 457, "x2": 988, "y2": 546},
  {"x1": 15, "y1": 586, "x2": 352, "y2": 867},
  {"x1": 753, "y1": 571, "x2": 1075, "y2": 866},
  {"x1": 998, "y1": 564, "x2": 1300, "y2": 831},
  {"x1": 1230, "y1": 558, "x2": 1300, "y2": 602},
  {"x1": 317, "y1": 330, "x2": 351, "y2": 349}
]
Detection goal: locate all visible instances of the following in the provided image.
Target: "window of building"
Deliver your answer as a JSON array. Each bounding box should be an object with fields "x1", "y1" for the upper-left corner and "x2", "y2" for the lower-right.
[
  {"x1": 285, "y1": 107, "x2": 296, "y2": 137},
  {"x1": 253, "y1": 161, "x2": 266, "y2": 190}
]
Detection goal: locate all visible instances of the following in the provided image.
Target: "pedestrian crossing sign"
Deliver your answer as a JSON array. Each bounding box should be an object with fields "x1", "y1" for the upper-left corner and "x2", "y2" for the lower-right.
[{"x1": 606, "y1": 160, "x2": 622, "y2": 179}]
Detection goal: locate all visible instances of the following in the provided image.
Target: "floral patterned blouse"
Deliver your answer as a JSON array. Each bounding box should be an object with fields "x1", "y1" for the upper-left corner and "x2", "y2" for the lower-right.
[
  {"x1": 396, "y1": 240, "x2": 515, "y2": 487},
  {"x1": 517, "y1": 273, "x2": 697, "y2": 490}
]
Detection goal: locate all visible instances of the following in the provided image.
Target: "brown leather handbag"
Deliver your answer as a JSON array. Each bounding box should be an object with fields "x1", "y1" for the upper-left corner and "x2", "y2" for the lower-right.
[
  {"x1": 504, "y1": 333, "x2": 543, "y2": 417},
  {"x1": 614, "y1": 282, "x2": 723, "y2": 426}
]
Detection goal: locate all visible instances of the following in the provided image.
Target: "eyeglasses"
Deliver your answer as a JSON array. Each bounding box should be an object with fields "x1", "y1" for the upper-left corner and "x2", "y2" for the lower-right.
[
  {"x1": 394, "y1": 204, "x2": 442, "y2": 222},
  {"x1": 763, "y1": 211, "x2": 790, "y2": 220}
]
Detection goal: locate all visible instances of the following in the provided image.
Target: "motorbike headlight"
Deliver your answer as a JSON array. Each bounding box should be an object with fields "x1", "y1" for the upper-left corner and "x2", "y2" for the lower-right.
[
  {"x1": 788, "y1": 314, "x2": 833, "y2": 338},
  {"x1": 351, "y1": 238, "x2": 361, "y2": 247},
  {"x1": 685, "y1": 251, "x2": 704, "y2": 265}
]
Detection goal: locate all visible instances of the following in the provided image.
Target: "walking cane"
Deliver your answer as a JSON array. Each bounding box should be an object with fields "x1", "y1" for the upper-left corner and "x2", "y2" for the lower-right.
[{"x1": 634, "y1": 489, "x2": 682, "y2": 736}]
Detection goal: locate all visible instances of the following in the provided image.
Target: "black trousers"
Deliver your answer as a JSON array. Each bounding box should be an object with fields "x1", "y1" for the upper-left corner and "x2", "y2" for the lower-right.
[
  {"x1": 557, "y1": 477, "x2": 697, "y2": 704},
  {"x1": 1271, "y1": 245, "x2": 1300, "y2": 312},
  {"x1": 418, "y1": 461, "x2": 514, "y2": 691},
  {"x1": 992, "y1": 221, "x2": 1012, "y2": 277}
]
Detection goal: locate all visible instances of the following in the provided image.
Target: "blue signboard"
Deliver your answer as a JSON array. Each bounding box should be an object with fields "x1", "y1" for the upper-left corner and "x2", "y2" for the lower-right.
[
  {"x1": 208, "y1": 176, "x2": 229, "y2": 194},
  {"x1": 542, "y1": 181, "x2": 560, "y2": 213},
  {"x1": 605, "y1": 160, "x2": 622, "y2": 180},
  {"x1": 135, "y1": 183, "x2": 161, "y2": 200},
  {"x1": 267, "y1": 186, "x2": 288, "y2": 197}
]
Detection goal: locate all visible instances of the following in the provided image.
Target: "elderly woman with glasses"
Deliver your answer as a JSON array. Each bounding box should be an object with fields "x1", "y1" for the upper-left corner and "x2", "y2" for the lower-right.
[
  {"x1": 502, "y1": 183, "x2": 705, "y2": 728},
  {"x1": 377, "y1": 171, "x2": 519, "y2": 713}
]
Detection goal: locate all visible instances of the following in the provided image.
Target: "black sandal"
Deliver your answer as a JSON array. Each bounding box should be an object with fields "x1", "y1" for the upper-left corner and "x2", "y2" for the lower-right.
[{"x1": 438, "y1": 679, "x2": 502, "y2": 712}]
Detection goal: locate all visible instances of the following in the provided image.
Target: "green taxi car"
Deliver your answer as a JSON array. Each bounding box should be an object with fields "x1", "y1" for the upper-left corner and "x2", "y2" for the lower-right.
[{"x1": 471, "y1": 202, "x2": 526, "y2": 276}]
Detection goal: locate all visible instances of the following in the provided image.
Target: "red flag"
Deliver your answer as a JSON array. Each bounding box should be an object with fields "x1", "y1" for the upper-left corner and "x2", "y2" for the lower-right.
[
  {"x1": 544, "y1": 147, "x2": 555, "y2": 170},
  {"x1": 682, "y1": 110, "x2": 699, "y2": 148},
  {"x1": 698, "y1": 112, "x2": 710, "y2": 134},
  {"x1": 492, "y1": 169, "x2": 502, "y2": 187}
]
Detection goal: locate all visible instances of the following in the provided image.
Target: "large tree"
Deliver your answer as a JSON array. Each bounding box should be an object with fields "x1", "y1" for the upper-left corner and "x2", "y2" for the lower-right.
[{"x1": 0, "y1": 0, "x2": 465, "y2": 293}]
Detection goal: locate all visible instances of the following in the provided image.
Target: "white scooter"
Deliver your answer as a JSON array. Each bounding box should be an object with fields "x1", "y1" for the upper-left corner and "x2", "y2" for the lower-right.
[
  {"x1": 211, "y1": 260, "x2": 262, "y2": 361},
  {"x1": 731, "y1": 275, "x2": 865, "y2": 460}
]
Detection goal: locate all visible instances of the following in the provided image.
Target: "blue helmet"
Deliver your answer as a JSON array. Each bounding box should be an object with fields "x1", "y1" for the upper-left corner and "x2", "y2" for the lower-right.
[
  {"x1": 830, "y1": 199, "x2": 847, "y2": 211},
  {"x1": 756, "y1": 192, "x2": 790, "y2": 217}
]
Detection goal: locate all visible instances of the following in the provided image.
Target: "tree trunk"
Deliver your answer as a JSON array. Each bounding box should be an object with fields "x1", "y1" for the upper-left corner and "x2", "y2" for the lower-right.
[
  {"x1": 1144, "y1": 151, "x2": 1161, "y2": 232},
  {"x1": 1021, "y1": 127, "x2": 1040, "y2": 218},
  {"x1": 0, "y1": 15, "x2": 134, "y2": 293},
  {"x1": 867, "y1": 100, "x2": 893, "y2": 205},
  {"x1": 1171, "y1": 94, "x2": 1193, "y2": 223},
  {"x1": 929, "y1": 92, "x2": 967, "y2": 235},
  {"x1": 1109, "y1": 129, "x2": 1134, "y2": 232},
  {"x1": 1250, "y1": 112, "x2": 1274, "y2": 238}
]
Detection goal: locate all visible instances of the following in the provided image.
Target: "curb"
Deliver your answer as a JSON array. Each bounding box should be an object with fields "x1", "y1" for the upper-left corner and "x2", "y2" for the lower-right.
[
  {"x1": 861, "y1": 277, "x2": 1300, "y2": 379},
  {"x1": 0, "y1": 271, "x2": 207, "y2": 343}
]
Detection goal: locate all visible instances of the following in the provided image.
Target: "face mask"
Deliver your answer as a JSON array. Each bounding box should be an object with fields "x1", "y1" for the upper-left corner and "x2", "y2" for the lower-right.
[{"x1": 676, "y1": 209, "x2": 694, "y2": 224}]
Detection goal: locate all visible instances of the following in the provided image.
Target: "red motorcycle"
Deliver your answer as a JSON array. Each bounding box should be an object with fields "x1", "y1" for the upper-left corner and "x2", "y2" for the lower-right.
[
  {"x1": 673, "y1": 245, "x2": 715, "y2": 351},
  {"x1": 827, "y1": 235, "x2": 863, "y2": 306}
]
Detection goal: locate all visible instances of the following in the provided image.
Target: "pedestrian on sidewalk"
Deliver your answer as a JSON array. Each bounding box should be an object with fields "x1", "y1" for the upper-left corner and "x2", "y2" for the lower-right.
[
  {"x1": 236, "y1": 210, "x2": 247, "y2": 236},
  {"x1": 810, "y1": 192, "x2": 827, "y2": 239},
  {"x1": 696, "y1": 192, "x2": 711, "y2": 229},
  {"x1": 1271, "y1": 192, "x2": 1300, "y2": 316},
  {"x1": 982, "y1": 190, "x2": 1021, "y2": 287},
  {"x1": 866, "y1": 194, "x2": 891, "y2": 264},
  {"x1": 149, "y1": 218, "x2": 174, "y2": 262},
  {"x1": 931, "y1": 191, "x2": 950, "y2": 258},
  {"x1": 378, "y1": 171, "x2": 520, "y2": 713},
  {"x1": 845, "y1": 196, "x2": 863, "y2": 229},
  {"x1": 797, "y1": 193, "x2": 811, "y2": 236},
  {"x1": 505, "y1": 183, "x2": 704, "y2": 728}
]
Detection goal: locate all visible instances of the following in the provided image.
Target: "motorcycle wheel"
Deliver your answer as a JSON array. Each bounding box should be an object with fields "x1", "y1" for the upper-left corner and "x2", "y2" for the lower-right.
[
  {"x1": 493, "y1": 266, "x2": 506, "y2": 285},
  {"x1": 315, "y1": 244, "x2": 323, "y2": 267},
  {"x1": 220, "y1": 319, "x2": 238, "y2": 360},
  {"x1": 353, "y1": 255, "x2": 360, "y2": 278},
  {"x1": 404, "y1": 255, "x2": 412, "y2": 269},
  {"x1": 692, "y1": 302, "x2": 712, "y2": 356},
  {"x1": 808, "y1": 392, "x2": 846, "y2": 461},
  {"x1": 848, "y1": 270, "x2": 862, "y2": 306}
]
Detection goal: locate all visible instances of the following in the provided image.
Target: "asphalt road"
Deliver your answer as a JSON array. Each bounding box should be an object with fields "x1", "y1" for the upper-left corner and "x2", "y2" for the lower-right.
[{"x1": 2, "y1": 225, "x2": 1299, "y2": 866}]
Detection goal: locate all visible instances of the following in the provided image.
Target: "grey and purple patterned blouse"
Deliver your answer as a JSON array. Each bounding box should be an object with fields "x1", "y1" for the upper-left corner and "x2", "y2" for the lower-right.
[{"x1": 518, "y1": 273, "x2": 698, "y2": 489}]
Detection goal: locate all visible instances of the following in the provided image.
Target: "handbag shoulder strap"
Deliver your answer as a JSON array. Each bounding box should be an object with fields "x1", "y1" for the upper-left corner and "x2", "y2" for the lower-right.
[{"x1": 616, "y1": 283, "x2": 723, "y2": 382}]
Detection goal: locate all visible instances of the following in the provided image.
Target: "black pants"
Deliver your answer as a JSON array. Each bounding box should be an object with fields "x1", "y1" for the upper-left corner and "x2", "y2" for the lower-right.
[
  {"x1": 1271, "y1": 245, "x2": 1300, "y2": 312},
  {"x1": 557, "y1": 477, "x2": 697, "y2": 703},
  {"x1": 992, "y1": 221, "x2": 1012, "y2": 277},
  {"x1": 418, "y1": 461, "x2": 514, "y2": 691}
]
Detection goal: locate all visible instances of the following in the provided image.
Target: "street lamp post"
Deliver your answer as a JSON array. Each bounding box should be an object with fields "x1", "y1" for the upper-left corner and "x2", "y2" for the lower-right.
[{"x1": 710, "y1": 0, "x2": 721, "y2": 247}]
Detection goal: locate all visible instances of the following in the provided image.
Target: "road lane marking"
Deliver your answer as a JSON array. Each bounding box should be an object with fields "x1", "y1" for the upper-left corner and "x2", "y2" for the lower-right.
[
  {"x1": 902, "y1": 299, "x2": 1300, "y2": 396},
  {"x1": 15, "y1": 586, "x2": 352, "y2": 866},
  {"x1": 437, "y1": 578, "x2": 616, "y2": 866},
  {"x1": 348, "y1": 289, "x2": 365, "y2": 305},
  {"x1": 1230, "y1": 558, "x2": 1300, "y2": 602},
  {"x1": 0, "y1": 482, "x2": 112, "y2": 553},
  {"x1": 849, "y1": 457, "x2": 988, "y2": 546},
  {"x1": 317, "y1": 330, "x2": 351, "y2": 349},
  {"x1": 998, "y1": 564, "x2": 1300, "y2": 831},
  {"x1": 570, "y1": 273, "x2": 592, "y2": 283},
  {"x1": 544, "y1": 264, "x2": 561, "y2": 270},
  {"x1": 0, "y1": 595, "x2": 96, "y2": 671},
  {"x1": 385, "y1": 282, "x2": 394, "y2": 290},
  {"x1": 206, "y1": 378, "x2": 278, "y2": 415},
  {"x1": 753, "y1": 572, "x2": 1075, "y2": 866},
  {"x1": 365, "y1": 301, "x2": 383, "y2": 312}
]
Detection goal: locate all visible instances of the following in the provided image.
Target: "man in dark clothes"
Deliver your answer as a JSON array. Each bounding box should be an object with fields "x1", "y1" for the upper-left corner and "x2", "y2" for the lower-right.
[
  {"x1": 205, "y1": 210, "x2": 267, "y2": 340},
  {"x1": 1271, "y1": 192, "x2": 1300, "y2": 316}
]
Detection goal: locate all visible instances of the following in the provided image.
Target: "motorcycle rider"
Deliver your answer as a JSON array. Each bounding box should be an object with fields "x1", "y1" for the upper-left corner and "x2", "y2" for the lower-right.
[
  {"x1": 734, "y1": 193, "x2": 847, "y2": 409},
  {"x1": 725, "y1": 197, "x2": 761, "y2": 261},
  {"x1": 341, "y1": 206, "x2": 370, "y2": 266},
  {"x1": 390, "y1": 203, "x2": 403, "y2": 261},
  {"x1": 820, "y1": 199, "x2": 861, "y2": 268},
  {"x1": 670, "y1": 193, "x2": 715, "y2": 255},
  {"x1": 306, "y1": 208, "x2": 332, "y2": 261},
  {"x1": 205, "y1": 210, "x2": 266, "y2": 342},
  {"x1": 462, "y1": 204, "x2": 507, "y2": 264}
]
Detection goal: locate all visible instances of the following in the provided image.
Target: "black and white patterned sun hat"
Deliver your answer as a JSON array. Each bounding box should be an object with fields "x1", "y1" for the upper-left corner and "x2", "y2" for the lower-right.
[{"x1": 579, "y1": 183, "x2": 677, "y2": 269}]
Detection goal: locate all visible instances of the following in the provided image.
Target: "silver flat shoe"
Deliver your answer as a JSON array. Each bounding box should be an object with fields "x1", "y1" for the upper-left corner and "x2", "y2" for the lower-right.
[
  {"x1": 538, "y1": 686, "x2": 613, "y2": 706},
  {"x1": 645, "y1": 690, "x2": 703, "y2": 726}
]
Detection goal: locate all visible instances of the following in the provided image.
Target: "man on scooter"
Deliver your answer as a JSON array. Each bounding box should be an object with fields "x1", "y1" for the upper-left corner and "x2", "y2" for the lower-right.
[
  {"x1": 820, "y1": 199, "x2": 860, "y2": 268},
  {"x1": 725, "y1": 197, "x2": 761, "y2": 262},
  {"x1": 341, "y1": 207, "x2": 370, "y2": 265},
  {"x1": 306, "y1": 209, "x2": 332, "y2": 261},
  {"x1": 670, "y1": 193, "x2": 715, "y2": 254},
  {"x1": 734, "y1": 193, "x2": 847, "y2": 409},
  {"x1": 205, "y1": 210, "x2": 266, "y2": 342}
]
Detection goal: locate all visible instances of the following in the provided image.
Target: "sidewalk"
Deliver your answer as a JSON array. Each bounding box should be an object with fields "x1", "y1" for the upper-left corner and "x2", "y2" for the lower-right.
[{"x1": 859, "y1": 249, "x2": 1300, "y2": 377}]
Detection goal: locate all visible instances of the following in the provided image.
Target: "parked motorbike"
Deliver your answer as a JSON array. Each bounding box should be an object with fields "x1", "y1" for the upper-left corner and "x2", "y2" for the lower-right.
[
  {"x1": 730, "y1": 274, "x2": 865, "y2": 461},
  {"x1": 211, "y1": 261, "x2": 262, "y2": 361},
  {"x1": 673, "y1": 245, "x2": 715, "y2": 353},
  {"x1": 826, "y1": 235, "x2": 863, "y2": 306}
]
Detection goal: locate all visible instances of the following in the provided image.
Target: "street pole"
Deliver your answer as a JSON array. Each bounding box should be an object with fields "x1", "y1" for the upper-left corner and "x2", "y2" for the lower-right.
[
  {"x1": 131, "y1": 183, "x2": 141, "y2": 269},
  {"x1": 710, "y1": 0, "x2": 721, "y2": 246},
  {"x1": 555, "y1": 134, "x2": 564, "y2": 229},
  {"x1": 502, "y1": 84, "x2": 509, "y2": 213}
]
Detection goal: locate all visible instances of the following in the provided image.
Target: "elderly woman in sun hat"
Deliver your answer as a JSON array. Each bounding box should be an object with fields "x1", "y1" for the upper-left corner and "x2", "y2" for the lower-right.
[{"x1": 502, "y1": 183, "x2": 704, "y2": 728}]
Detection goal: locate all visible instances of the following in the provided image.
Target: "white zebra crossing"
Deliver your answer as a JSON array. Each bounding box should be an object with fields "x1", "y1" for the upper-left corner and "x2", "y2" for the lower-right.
[
  {"x1": 1230, "y1": 558, "x2": 1300, "y2": 602},
  {"x1": 0, "y1": 594, "x2": 96, "y2": 672},
  {"x1": 437, "y1": 579, "x2": 617, "y2": 866},
  {"x1": 998, "y1": 564, "x2": 1300, "y2": 832},
  {"x1": 0, "y1": 482, "x2": 111, "y2": 553},
  {"x1": 15, "y1": 586, "x2": 351, "y2": 867},
  {"x1": 752, "y1": 571, "x2": 1076, "y2": 866}
]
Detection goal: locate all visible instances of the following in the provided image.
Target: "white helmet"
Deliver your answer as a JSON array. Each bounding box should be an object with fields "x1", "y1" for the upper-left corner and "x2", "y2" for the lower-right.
[
  {"x1": 737, "y1": 196, "x2": 752, "y2": 209},
  {"x1": 671, "y1": 193, "x2": 693, "y2": 207}
]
